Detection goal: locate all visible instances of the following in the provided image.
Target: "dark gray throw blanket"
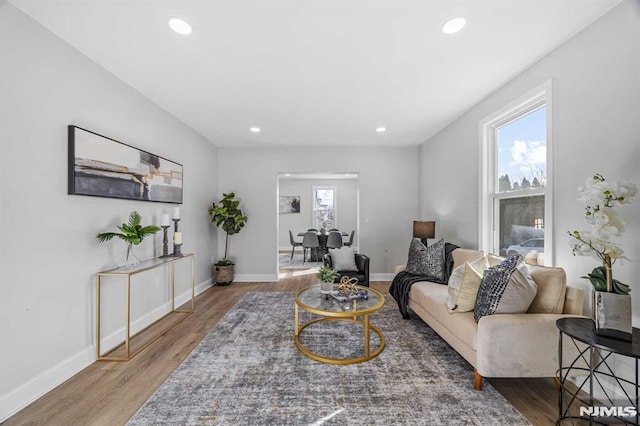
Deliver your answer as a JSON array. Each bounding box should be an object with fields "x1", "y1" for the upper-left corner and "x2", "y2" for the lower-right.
[{"x1": 389, "y1": 242, "x2": 459, "y2": 319}]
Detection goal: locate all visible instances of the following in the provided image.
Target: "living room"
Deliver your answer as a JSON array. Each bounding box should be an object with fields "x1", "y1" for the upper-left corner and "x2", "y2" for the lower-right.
[{"x1": 2, "y1": 0, "x2": 639, "y2": 424}]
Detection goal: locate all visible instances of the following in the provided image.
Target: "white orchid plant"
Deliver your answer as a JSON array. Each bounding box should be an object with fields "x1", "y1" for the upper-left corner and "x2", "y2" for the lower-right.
[{"x1": 568, "y1": 174, "x2": 637, "y2": 294}]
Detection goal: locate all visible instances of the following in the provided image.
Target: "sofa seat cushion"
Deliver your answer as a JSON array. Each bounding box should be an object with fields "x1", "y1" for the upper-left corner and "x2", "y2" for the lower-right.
[{"x1": 409, "y1": 281, "x2": 478, "y2": 350}]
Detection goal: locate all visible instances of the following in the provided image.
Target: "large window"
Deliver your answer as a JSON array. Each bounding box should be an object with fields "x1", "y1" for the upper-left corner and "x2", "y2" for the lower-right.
[
  {"x1": 312, "y1": 186, "x2": 336, "y2": 230},
  {"x1": 479, "y1": 82, "x2": 552, "y2": 264}
]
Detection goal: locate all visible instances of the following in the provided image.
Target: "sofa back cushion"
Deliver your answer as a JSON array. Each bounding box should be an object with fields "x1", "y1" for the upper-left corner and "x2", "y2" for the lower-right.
[
  {"x1": 451, "y1": 248, "x2": 484, "y2": 270},
  {"x1": 526, "y1": 265, "x2": 567, "y2": 314}
]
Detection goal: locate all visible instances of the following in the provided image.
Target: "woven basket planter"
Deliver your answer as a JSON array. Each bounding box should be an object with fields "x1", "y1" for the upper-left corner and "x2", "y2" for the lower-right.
[{"x1": 215, "y1": 264, "x2": 234, "y2": 285}]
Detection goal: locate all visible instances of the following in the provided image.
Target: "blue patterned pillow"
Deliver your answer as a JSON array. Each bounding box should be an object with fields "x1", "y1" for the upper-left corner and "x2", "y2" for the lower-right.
[
  {"x1": 405, "y1": 238, "x2": 445, "y2": 281},
  {"x1": 474, "y1": 255, "x2": 527, "y2": 322}
]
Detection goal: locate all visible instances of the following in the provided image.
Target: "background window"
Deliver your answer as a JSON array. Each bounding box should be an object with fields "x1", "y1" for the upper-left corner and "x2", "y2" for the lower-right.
[
  {"x1": 480, "y1": 82, "x2": 552, "y2": 263},
  {"x1": 313, "y1": 187, "x2": 336, "y2": 230}
]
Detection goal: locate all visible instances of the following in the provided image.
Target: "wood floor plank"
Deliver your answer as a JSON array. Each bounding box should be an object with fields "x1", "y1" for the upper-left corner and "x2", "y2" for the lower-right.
[{"x1": 4, "y1": 276, "x2": 560, "y2": 425}]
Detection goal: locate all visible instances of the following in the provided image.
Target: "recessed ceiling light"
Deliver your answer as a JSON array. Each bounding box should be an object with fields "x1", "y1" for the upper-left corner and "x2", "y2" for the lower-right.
[
  {"x1": 250, "y1": 127, "x2": 261, "y2": 133},
  {"x1": 376, "y1": 127, "x2": 387, "y2": 133},
  {"x1": 442, "y1": 17, "x2": 466, "y2": 34},
  {"x1": 168, "y1": 18, "x2": 192, "y2": 35}
]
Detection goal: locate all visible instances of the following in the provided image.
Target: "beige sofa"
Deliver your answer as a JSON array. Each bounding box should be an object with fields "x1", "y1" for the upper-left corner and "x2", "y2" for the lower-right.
[{"x1": 395, "y1": 248, "x2": 585, "y2": 390}]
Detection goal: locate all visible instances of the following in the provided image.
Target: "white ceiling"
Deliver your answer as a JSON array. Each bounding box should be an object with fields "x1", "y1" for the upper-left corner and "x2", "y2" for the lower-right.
[{"x1": 10, "y1": 0, "x2": 622, "y2": 147}]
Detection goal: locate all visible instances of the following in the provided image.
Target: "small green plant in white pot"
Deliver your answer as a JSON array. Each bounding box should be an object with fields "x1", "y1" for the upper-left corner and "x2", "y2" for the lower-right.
[{"x1": 317, "y1": 264, "x2": 339, "y2": 294}]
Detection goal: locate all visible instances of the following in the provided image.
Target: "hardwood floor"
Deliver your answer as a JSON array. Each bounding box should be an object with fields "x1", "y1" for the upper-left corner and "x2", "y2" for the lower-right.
[{"x1": 5, "y1": 272, "x2": 560, "y2": 425}]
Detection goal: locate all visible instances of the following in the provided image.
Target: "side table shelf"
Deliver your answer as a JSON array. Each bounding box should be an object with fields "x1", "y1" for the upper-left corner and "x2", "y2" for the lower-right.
[
  {"x1": 96, "y1": 253, "x2": 195, "y2": 361},
  {"x1": 557, "y1": 317, "x2": 640, "y2": 425}
]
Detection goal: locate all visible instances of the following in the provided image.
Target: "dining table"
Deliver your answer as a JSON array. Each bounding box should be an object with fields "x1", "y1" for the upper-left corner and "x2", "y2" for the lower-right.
[{"x1": 297, "y1": 231, "x2": 349, "y2": 261}]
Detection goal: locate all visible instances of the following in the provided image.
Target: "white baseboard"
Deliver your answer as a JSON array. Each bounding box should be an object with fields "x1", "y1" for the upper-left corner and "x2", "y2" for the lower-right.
[
  {"x1": 0, "y1": 345, "x2": 95, "y2": 423},
  {"x1": 371, "y1": 273, "x2": 395, "y2": 281},
  {"x1": 0, "y1": 278, "x2": 212, "y2": 423}
]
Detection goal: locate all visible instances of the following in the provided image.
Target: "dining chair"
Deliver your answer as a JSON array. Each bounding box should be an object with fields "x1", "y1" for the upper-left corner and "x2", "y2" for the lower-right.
[
  {"x1": 326, "y1": 231, "x2": 343, "y2": 249},
  {"x1": 343, "y1": 230, "x2": 355, "y2": 247},
  {"x1": 302, "y1": 232, "x2": 320, "y2": 263},
  {"x1": 307, "y1": 228, "x2": 318, "y2": 232},
  {"x1": 288, "y1": 230, "x2": 303, "y2": 261},
  {"x1": 328, "y1": 228, "x2": 339, "y2": 232}
]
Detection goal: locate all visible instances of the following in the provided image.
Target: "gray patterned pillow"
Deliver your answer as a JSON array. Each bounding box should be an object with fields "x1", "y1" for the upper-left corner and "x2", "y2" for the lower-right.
[
  {"x1": 473, "y1": 256, "x2": 538, "y2": 322},
  {"x1": 405, "y1": 238, "x2": 445, "y2": 281}
]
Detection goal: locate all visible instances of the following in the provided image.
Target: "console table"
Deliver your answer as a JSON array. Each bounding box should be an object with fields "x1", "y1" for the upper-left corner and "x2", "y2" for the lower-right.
[
  {"x1": 95, "y1": 253, "x2": 195, "y2": 361},
  {"x1": 556, "y1": 317, "x2": 640, "y2": 425}
]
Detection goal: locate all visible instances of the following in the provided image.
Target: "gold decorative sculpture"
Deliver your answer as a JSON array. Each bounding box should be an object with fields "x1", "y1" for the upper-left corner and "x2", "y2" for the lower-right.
[{"x1": 337, "y1": 276, "x2": 359, "y2": 297}]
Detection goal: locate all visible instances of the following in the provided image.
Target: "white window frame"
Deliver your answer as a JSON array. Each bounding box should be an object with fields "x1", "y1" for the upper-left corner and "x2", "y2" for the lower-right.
[
  {"x1": 312, "y1": 186, "x2": 337, "y2": 230},
  {"x1": 478, "y1": 80, "x2": 553, "y2": 265}
]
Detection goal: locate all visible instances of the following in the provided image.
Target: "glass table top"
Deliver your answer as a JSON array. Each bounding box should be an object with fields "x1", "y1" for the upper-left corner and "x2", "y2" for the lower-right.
[{"x1": 295, "y1": 284, "x2": 385, "y2": 316}]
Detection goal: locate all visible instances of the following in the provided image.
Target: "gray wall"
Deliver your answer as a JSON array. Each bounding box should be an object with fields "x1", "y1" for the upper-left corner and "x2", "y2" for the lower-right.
[
  {"x1": 419, "y1": 0, "x2": 640, "y2": 315},
  {"x1": 418, "y1": 0, "x2": 640, "y2": 395},
  {"x1": 278, "y1": 178, "x2": 358, "y2": 250},
  {"x1": 218, "y1": 147, "x2": 419, "y2": 280},
  {"x1": 0, "y1": 3, "x2": 218, "y2": 420}
]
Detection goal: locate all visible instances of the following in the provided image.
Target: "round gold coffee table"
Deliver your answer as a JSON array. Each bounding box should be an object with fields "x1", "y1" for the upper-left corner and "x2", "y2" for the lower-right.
[{"x1": 294, "y1": 284, "x2": 385, "y2": 365}]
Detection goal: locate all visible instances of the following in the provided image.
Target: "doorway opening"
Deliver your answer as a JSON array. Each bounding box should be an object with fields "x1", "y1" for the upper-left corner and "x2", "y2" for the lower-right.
[{"x1": 276, "y1": 172, "x2": 359, "y2": 279}]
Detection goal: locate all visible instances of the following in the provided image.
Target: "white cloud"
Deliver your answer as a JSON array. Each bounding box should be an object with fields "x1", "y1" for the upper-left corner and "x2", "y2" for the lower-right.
[{"x1": 511, "y1": 140, "x2": 546, "y2": 167}]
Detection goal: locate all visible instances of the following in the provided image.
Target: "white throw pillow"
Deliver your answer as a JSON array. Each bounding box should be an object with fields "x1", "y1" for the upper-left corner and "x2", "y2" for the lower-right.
[
  {"x1": 329, "y1": 247, "x2": 358, "y2": 271},
  {"x1": 447, "y1": 256, "x2": 489, "y2": 312}
]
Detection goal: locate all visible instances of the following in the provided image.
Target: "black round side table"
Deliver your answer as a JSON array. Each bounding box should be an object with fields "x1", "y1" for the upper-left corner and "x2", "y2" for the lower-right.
[{"x1": 556, "y1": 317, "x2": 640, "y2": 425}]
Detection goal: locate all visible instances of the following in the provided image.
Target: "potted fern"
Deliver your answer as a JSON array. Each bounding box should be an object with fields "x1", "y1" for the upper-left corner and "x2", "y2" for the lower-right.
[
  {"x1": 208, "y1": 192, "x2": 248, "y2": 285},
  {"x1": 96, "y1": 211, "x2": 161, "y2": 268},
  {"x1": 317, "y1": 264, "x2": 339, "y2": 294}
]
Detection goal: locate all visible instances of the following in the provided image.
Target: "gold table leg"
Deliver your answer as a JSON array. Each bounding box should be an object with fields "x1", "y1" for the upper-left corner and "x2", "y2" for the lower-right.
[
  {"x1": 364, "y1": 314, "x2": 370, "y2": 358},
  {"x1": 294, "y1": 303, "x2": 299, "y2": 336}
]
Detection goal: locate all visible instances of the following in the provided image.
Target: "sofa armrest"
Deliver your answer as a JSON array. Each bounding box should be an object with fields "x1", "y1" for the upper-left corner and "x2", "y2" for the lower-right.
[
  {"x1": 564, "y1": 285, "x2": 584, "y2": 315},
  {"x1": 394, "y1": 264, "x2": 406, "y2": 274},
  {"x1": 476, "y1": 313, "x2": 587, "y2": 378}
]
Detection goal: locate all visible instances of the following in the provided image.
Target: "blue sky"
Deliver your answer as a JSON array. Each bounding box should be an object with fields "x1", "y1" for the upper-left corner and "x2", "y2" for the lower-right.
[{"x1": 497, "y1": 106, "x2": 546, "y2": 189}]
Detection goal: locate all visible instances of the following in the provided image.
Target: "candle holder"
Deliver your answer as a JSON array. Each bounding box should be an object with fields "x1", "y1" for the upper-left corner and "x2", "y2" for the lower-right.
[
  {"x1": 172, "y1": 218, "x2": 180, "y2": 233},
  {"x1": 159, "y1": 226, "x2": 171, "y2": 258},
  {"x1": 173, "y1": 243, "x2": 183, "y2": 257}
]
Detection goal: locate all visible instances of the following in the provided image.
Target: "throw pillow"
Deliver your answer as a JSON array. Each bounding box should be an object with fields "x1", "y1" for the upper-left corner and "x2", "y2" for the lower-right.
[
  {"x1": 447, "y1": 256, "x2": 489, "y2": 312},
  {"x1": 405, "y1": 238, "x2": 445, "y2": 281},
  {"x1": 473, "y1": 256, "x2": 538, "y2": 322},
  {"x1": 329, "y1": 247, "x2": 358, "y2": 271}
]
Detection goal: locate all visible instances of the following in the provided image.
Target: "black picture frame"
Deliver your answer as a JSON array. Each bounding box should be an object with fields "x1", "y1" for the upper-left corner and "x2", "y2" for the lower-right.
[
  {"x1": 68, "y1": 125, "x2": 183, "y2": 204},
  {"x1": 279, "y1": 195, "x2": 300, "y2": 214}
]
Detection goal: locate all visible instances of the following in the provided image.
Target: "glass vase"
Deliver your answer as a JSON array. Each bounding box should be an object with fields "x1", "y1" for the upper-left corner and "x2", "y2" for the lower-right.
[{"x1": 119, "y1": 242, "x2": 141, "y2": 269}]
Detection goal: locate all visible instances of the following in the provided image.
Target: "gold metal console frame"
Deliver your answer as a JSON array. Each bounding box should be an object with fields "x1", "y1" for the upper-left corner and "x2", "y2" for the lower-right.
[{"x1": 95, "y1": 253, "x2": 195, "y2": 361}]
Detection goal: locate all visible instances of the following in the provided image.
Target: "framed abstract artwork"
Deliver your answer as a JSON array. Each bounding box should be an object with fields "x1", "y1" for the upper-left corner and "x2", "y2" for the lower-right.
[
  {"x1": 279, "y1": 195, "x2": 300, "y2": 214},
  {"x1": 68, "y1": 125, "x2": 183, "y2": 203}
]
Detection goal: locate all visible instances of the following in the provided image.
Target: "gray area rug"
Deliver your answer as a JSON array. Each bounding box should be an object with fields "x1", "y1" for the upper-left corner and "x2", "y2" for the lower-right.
[{"x1": 128, "y1": 292, "x2": 530, "y2": 425}]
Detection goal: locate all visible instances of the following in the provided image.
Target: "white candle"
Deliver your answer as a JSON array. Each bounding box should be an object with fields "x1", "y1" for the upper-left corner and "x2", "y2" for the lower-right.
[
  {"x1": 174, "y1": 232, "x2": 182, "y2": 244},
  {"x1": 161, "y1": 214, "x2": 170, "y2": 227},
  {"x1": 172, "y1": 206, "x2": 180, "y2": 219}
]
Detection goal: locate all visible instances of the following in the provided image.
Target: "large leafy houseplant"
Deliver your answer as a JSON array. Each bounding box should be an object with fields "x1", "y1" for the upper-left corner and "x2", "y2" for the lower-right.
[
  {"x1": 208, "y1": 192, "x2": 248, "y2": 265},
  {"x1": 568, "y1": 174, "x2": 637, "y2": 294},
  {"x1": 96, "y1": 211, "x2": 161, "y2": 268}
]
